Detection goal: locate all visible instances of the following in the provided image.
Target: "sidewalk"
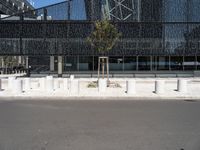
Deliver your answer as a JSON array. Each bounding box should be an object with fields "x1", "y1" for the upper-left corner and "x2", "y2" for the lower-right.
[{"x1": 0, "y1": 77, "x2": 200, "y2": 100}]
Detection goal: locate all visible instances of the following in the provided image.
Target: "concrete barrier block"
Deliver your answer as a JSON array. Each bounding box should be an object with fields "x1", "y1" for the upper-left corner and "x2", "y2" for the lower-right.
[
  {"x1": 54, "y1": 78, "x2": 60, "y2": 90},
  {"x1": 98, "y1": 79, "x2": 107, "y2": 93},
  {"x1": 8, "y1": 77, "x2": 16, "y2": 90},
  {"x1": 155, "y1": 80, "x2": 165, "y2": 94},
  {"x1": 177, "y1": 79, "x2": 187, "y2": 93},
  {"x1": 63, "y1": 78, "x2": 69, "y2": 90},
  {"x1": 126, "y1": 79, "x2": 136, "y2": 95},
  {"x1": 24, "y1": 78, "x2": 31, "y2": 92},
  {"x1": 12, "y1": 79, "x2": 23, "y2": 94},
  {"x1": 46, "y1": 77, "x2": 54, "y2": 92},
  {"x1": 70, "y1": 79, "x2": 79, "y2": 94},
  {"x1": 39, "y1": 78, "x2": 45, "y2": 90}
]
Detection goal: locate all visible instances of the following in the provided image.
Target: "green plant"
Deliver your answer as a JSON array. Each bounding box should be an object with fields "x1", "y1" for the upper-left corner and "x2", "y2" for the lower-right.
[
  {"x1": 87, "y1": 82, "x2": 97, "y2": 88},
  {"x1": 87, "y1": 20, "x2": 121, "y2": 80},
  {"x1": 0, "y1": 56, "x2": 18, "y2": 68},
  {"x1": 87, "y1": 20, "x2": 121, "y2": 54}
]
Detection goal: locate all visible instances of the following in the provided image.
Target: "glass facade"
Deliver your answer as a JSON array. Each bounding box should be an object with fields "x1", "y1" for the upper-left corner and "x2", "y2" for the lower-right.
[{"x1": 1, "y1": 0, "x2": 200, "y2": 72}]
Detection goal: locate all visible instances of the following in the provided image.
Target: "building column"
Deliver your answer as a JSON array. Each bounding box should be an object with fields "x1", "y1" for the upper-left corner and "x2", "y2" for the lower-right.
[
  {"x1": 1, "y1": 57, "x2": 4, "y2": 68},
  {"x1": 25, "y1": 56, "x2": 29, "y2": 69},
  {"x1": 150, "y1": 56, "x2": 153, "y2": 71},
  {"x1": 50, "y1": 56, "x2": 55, "y2": 72},
  {"x1": 58, "y1": 56, "x2": 63, "y2": 77},
  {"x1": 18, "y1": 56, "x2": 22, "y2": 65},
  {"x1": 137, "y1": 0, "x2": 141, "y2": 21}
]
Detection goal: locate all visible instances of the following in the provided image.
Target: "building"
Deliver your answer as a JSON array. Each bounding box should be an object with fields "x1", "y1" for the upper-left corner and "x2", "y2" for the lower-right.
[
  {"x1": 0, "y1": 0, "x2": 34, "y2": 16},
  {"x1": 0, "y1": 0, "x2": 200, "y2": 76}
]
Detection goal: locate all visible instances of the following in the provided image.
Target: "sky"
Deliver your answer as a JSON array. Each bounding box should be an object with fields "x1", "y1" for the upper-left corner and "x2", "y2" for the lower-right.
[{"x1": 31, "y1": 0, "x2": 66, "y2": 8}]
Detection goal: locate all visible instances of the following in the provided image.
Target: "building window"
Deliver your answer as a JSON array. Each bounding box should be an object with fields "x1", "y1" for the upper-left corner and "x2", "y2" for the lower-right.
[
  {"x1": 124, "y1": 56, "x2": 137, "y2": 71},
  {"x1": 138, "y1": 56, "x2": 151, "y2": 70},
  {"x1": 64, "y1": 56, "x2": 78, "y2": 71},
  {"x1": 184, "y1": 56, "x2": 196, "y2": 70},
  {"x1": 109, "y1": 57, "x2": 123, "y2": 71},
  {"x1": 163, "y1": 0, "x2": 187, "y2": 22},
  {"x1": 170, "y1": 56, "x2": 183, "y2": 70},
  {"x1": 152, "y1": 56, "x2": 169, "y2": 70},
  {"x1": 79, "y1": 56, "x2": 93, "y2": 71}
]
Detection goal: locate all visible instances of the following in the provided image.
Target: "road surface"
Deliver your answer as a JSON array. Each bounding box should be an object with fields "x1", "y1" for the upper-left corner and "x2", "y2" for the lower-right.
[{"x1": 0, "y1": 99, "x2": 199, "y2": 150}]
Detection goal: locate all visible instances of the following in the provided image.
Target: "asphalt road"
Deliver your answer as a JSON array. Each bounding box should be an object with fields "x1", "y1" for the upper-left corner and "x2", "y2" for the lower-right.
[{"x1": 0, "y1": 99, "x2": 200, "y2": 150}]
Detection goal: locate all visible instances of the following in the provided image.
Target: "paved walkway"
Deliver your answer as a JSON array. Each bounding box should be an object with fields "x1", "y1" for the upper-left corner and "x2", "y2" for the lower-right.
[{"x1": 0, "y1": 77, "x2": 200, "y2": 100}]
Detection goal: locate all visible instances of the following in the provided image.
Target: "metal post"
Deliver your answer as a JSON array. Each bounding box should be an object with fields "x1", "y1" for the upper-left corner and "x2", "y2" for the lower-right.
[
  {"x1": 136, "y1": 56, "x2": 139, "y2": 71},
  {"x1": 67, "y1": 0, "x2": 71, "y2": 20},
  {"x1": 106, "y1": 57, "x2": 109, "y2": 83},
  {"x1": 44, "y1": 8, "x2": 47, "y2": 21},
  {"x1": 77, "y1": 55, "x2": 79, "y2": 71},
  {"x1": 169, "y1": 56, "x2": 171, "y2": 71},
  {"x1": 122, "y1": 55, "x2": 125, "y2": 72},
  {"x1": 183, "y1": 56, "x2": 185, "y2": 71}
]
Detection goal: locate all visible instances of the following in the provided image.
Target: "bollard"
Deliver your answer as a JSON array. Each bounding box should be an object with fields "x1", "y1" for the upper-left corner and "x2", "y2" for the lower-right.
[
  {"x1": 59, "y1": 78, "x2": 64, "y2": 89},
  {"x1": 31, "y1": 81, "x2": 39, "y2": 89},
  {"x1": 63, "y1": 78, "x2": 69, "y2": 90},
  {"x1": 8, "y1": 77, "x2": 16, "y2": 90},
  {"x1": 98, "y1": 79, "x2": 107, "y2": 93},
  {"x1": 70, "y1": 75, "x2": 74, "y2": 80},
  {"x1": 0, "y1": 79, "x2": 1, "y2": 91},
  {"x1": 24, "y1": 78, "x2": 31, "y2": 92},
  {"x1": 46, "y1": 76, "x2": 54, "y2": 92},
  {"x1": 126, "y1": 79, "x2": 136, "y2": 95},
  {"x1": 39, "y1": 78, "x2": 45, "y2": 90},
  {"x1": 12, "y1": 79, "x2": 23, "y2": 94},
  {"x1": 70, "y1": 79, "x2": 79, "y2": 94},
  {"x1": 155, "y1": 80, "x2": 165, "y2": 94},
  {"x1": 177, "y1": 79, "x2": 187, "y2": 93}
]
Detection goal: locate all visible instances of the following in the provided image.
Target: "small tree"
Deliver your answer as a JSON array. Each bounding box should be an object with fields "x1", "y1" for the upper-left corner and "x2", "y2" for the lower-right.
[
  {"x1": 0, "y1": 56, "x2": 18, "y2": 74},
  {"x1": 88, "y1": 20, "x2": 121, "y2": 81}
]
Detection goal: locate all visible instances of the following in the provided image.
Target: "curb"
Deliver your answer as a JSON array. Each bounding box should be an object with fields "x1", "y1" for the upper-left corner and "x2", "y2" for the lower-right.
[{"x1": 0, "y1": 95, "x2": 200, "y2": 101}]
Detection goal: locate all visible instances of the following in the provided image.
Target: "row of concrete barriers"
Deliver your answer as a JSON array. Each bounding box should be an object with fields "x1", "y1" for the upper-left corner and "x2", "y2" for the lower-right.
[
  {"x1": 0, "y1": 75, "x2": 189, "y2": 96},
  {"x1": 126, "y1": 79, "x2": 187, "y2": 95}
]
